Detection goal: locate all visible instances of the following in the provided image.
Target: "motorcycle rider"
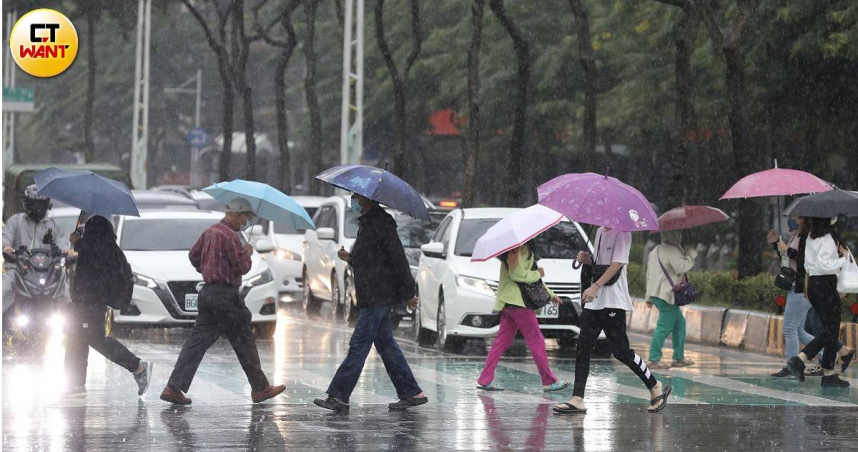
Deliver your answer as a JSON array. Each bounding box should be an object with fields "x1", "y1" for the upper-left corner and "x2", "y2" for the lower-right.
[{"x1": 3, "y1": 185, "x2": 73, "y2": 312}]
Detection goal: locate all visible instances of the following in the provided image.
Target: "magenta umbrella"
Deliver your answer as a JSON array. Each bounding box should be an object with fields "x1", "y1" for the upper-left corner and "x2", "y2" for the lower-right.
[
  {"x1": 537, "y1": 170, "x2": 659, "y2": 232},
  {"x1": 721, "y1": 168, "x2": 832, "y2": 199},
  {"x1": 656, "y1": 205, "x2": 729, "y2": 232}
]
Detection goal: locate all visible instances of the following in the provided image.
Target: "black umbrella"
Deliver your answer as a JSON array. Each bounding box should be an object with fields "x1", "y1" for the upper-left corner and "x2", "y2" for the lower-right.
[{"x1": 783, "y1": 190, "x2": 858, "y2": 218}]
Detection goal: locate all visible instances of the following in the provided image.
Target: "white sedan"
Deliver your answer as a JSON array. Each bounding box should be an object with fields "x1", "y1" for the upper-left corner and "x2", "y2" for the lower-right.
[{"x1": 113, "y1": 210, "x2": 279, "y2": 336}]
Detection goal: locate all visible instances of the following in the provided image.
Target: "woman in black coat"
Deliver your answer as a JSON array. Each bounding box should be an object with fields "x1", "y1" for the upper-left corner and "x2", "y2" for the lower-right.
[{"x1": 63, "y1": 215, "x2": 151, "y2": 397}]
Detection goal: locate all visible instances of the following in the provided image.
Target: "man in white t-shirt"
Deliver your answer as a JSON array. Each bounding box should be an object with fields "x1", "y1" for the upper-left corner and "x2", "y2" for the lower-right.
[{"x1": 554, "y1": 227, "x2": 672, "y2": 415}]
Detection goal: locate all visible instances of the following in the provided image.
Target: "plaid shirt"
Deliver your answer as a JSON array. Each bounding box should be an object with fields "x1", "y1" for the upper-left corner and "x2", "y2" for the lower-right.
[{"x1": 189, "y1": 219, "x2": 252, "y2": 287}]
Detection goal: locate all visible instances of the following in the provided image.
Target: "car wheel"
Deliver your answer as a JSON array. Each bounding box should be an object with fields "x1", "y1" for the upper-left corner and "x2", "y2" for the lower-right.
[
  {"x1": 105, "y1": 309, "x2": 127, "y2": 337},
  {"x1": 301, "y1": 268, "x2": 322, "y2": 316},
  {"x1": 558, "y1": 333, "x2": 577, "y2": 351},
  {"x1": 253, "y1": 321, "x2": 277, "y2": 339},
  {"x1": 343, "y1": 275, "x2": 358, "y2": 325},
  {"x1": 390, "y1": 307, "x2": 401, "y2": 330},
  {"x1": 436, "y1": 292, "x2": 464, "y2": 354},
  {"x1": 412, "y1": 296, "x2": 435, "y2": 346},
  {"x1": 330, "y1": 273, "x2": 343, "y2": 323}
]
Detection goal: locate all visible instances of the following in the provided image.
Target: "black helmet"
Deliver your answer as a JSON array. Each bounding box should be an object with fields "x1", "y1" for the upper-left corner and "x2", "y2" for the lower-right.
[{"x1": 23, "y1": 184, "x2": 51, "y2": 222}]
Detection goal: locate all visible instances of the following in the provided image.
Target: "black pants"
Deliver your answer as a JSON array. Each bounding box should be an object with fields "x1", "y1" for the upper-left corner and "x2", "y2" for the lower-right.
[
  {"x1": 167, "y1": 284, "x2": 270, "y2": 393},
  {"x1": 65, "y1": 304, "x2": 140, "y2": 387},
  {"x1": 574, "y1": 308, "x2": 657, "y2": 398},
  {"x1": 802, "y1": 275, "x2": 842, "y2": 370}
]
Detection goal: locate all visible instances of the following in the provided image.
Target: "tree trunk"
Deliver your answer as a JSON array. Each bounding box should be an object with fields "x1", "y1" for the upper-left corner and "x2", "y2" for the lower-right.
[
  {"x1": 462, "y1": 0, "x2": 485, "y2": 208},
  {"x1": 665, "y1": 11, "x2": 699, "y2": 210},
  {"x1": 304, "y1": 0, "x2": 323, "y2": 194},
  {"x1": 274, "y1": 54, "x2": 292, "y2": 193},
  {"x1": 725, "y1": 47, "x2": 760, "y2": 278},
  {"x1": 374, "y1": 0, "x2": 407, "y2": 178},
  {"x1": 218, "y1": 63, "x2": 234, "y2": 182},
  {"x1": 240, "y1": 84, "x2": 256, "y2": 180},
  {"x1": 489, "y1": 0, "x2": 530, "y2": 206},
  {"x1": 84, "y1": 10, "x2": 97, "y2": 162},
  {"x1": 568, "y1": 0, "x2": 596, "y2": 172}
]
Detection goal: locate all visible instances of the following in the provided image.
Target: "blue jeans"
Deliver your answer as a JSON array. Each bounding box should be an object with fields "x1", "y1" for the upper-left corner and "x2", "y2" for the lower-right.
[
  {"x1": 326, "y1": 306, "x2": 422, "y2": 403},
  {"x1": 783, "y1": 291, "x2": 816, "y2": 364},
  {"x1": 805, "y1": 306, "x2": 844, "y2": 360}
]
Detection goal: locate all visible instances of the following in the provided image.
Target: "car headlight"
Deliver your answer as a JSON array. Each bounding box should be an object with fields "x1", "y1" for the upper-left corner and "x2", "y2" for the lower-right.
[
  {"x1": 133, "y1": 273, "x2": 158, "y2": 289},
  {"x1": 456, "y1": 276, "x2": 495, "y2": 297},
  {"x1": 244, "y1": 269, "x2": 274, "y2": 289},
  {"x1": 273, "y1": 249, "x2": 301, "y2": 261}
]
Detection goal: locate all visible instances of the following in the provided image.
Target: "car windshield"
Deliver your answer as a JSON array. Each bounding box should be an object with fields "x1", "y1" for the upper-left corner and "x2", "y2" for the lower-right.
[
  {"x1": 120, "y1": 218, "x2": 219, "y2": 251},
  {"x1": 51, "y1": 215, "x2": 79, "y2": 237},
  {"x1": 454, "y1": 219, "x2": 589, "y2": 258},
  {"x1": 395, "y1": 215, "x2": 441, "y2": 249},
  {"x1": 273, "y1": 207, "x2": 318, "y2": 234}
]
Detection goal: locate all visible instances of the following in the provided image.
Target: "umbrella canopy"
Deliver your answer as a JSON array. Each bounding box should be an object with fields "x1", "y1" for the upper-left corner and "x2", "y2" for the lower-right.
[
  {"x1": 315, "y1": 164, "x2": 430, "y2": 221},
  {"x1": 782, "y1": 190, "x2": 858, "y2": 218},
  {"x1": 537, "y1": 171, "x2": 659, "y2": 232},
  {"x1": 721, "y1": 168, "x2": 832, "y2": 199},
  {"x1": 34, "y1": 167, "x2": 139, "y2": 217},
  {"x1": 201, "y1": 179, "x2": 316, "y2": 230},
  {"x1": 656, "y1": 205, "x2": 730, "y2": 231},
  {"x1": 471, "y1": 204, "x2": 564, "y2": 262}
]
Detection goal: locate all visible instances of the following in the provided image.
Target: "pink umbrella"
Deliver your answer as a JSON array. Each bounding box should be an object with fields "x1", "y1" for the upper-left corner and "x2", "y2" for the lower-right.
[
  {"x1": 721, "y1": 168, "x2": 832, "y2": 199},
  {"x1": 471, "y1": 204, "x2": 563, "y2": 262},
  {"x1": 537, "y1": 170, "x2": 659, "y2": 232},
  {"x1": 656, "y1": 205, "x2": 730, "y2": 231}
]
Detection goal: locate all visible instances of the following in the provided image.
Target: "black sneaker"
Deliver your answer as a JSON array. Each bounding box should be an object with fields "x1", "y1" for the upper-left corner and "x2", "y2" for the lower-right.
[
  {"x1": 313, "y1": 396, "x2": 349, "y2": 412},
  {"x1": 771, "y1": 368, "x2": 791, "y2": 378},
  {"x1": 786, "y1": 356, "x2": 806, "y2": 382},
  {"x1": 134, "y1": 361, "x2": 153, "y2": 396},
  {"x1": 821, "y1": 374, "x2": 851, "y2": 388}
]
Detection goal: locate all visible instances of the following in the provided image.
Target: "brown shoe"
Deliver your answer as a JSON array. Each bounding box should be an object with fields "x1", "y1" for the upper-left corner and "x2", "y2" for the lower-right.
[
  {"x1": 160, "y1": 386, "x2": 192, "y2": 405},
  {"x1": 252, "y1": 384, "x2": 286, "y2": 403}
]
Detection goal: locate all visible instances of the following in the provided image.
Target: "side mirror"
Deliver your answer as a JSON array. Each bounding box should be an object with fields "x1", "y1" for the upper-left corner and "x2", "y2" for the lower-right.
[
  {"x1": 421, "y1": 242, "x2": 445, "y2": 259},
  {"x1": 255, "y1": 239, "x2": 275, "y2": 253},
  {"x1": 317, "y1": 227, "x2": 336, "y2": 241},
  {"x1": 249, "y1": 225, "x2": 264, "y2": 236}
]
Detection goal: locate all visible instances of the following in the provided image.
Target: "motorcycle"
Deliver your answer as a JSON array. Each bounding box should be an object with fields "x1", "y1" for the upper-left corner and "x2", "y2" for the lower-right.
[{"x1": 2, "y1": 233, "x2": 75, "y2": 349}]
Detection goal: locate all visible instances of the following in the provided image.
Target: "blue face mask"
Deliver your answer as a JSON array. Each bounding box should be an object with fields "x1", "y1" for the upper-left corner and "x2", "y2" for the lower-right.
[
  {"x1": 350, "y1": 198, "x2": 363, "y2": 213},
  {"x1": 787, "y1": 218, "x2": 799, "y2": 231}
]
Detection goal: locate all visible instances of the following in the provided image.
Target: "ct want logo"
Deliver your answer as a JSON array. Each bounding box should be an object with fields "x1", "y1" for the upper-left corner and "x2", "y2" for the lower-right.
[{"x1": 9, "y1": 9, "x2": 78, "y2": 78}]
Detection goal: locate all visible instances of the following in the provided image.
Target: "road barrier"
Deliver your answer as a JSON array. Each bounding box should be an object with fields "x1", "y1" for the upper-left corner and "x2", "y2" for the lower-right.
[
  {"x1": 720, "y1": 309, "x2": 751, "y2": 348},
  {"x1": 841, "y1": 323, "x2": 858, "y2": 351},
  {"x1": 682, "y1": 305, "x2": 727, "y2": 346},
  {"x1": 744, "y1": 312, "x2": 773, "y2": 353},
  {"x1": 767, "y1": 316, "x2": 785, "y2": 356}
]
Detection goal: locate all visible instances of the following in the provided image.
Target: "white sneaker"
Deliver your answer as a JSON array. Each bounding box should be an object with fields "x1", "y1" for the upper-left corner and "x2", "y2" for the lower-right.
[{"x1": 61, "y1": 386, "x2": 87, "y2": 398}]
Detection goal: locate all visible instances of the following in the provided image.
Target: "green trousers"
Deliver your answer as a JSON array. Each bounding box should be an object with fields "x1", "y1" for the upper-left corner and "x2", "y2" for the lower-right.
[{"x1": 648, "y1": 297, "x2": 686, "y2": 362}]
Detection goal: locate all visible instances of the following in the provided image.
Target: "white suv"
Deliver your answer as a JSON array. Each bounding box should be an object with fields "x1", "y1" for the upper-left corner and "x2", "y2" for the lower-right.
[
  {"x1": 113, "y1": 210, "x2": 279, "y2": 336},
  {"x1": 415, "y1": 208, "x2": 592, "y2": 353}
]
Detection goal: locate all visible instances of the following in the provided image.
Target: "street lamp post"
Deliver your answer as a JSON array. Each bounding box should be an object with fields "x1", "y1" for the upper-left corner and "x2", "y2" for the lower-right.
[{"x1": 164, "y1": 69, "x2": 203, "y2": 187}]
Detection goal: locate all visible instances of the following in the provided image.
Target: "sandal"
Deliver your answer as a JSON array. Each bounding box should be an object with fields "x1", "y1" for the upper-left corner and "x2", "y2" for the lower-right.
[
  {"x1": 671, "y1": 359, "x2": 694, "y2": 368},
  {"x1": 648, "y1": 361, "x2": 670, "y2": 369},
  {"x1": 543, "y1": 380, "x2": 571, "y2": 392},
  {"x1": 476, "y1": 382, "x2": 504, "y2": 391},
  {"x1": 553, "y1": 402, "x2": 586, "y2": 414},
  {"x1": 841, "y1": 348, "x2": 856, "y2": 374},
  {"x1": 647, "y1": 384, "x2": 672, "y2": 413}
]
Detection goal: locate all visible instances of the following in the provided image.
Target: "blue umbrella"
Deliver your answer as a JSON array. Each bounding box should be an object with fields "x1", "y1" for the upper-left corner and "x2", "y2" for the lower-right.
[
  {"x1": 315, "y1": 164, "x2": 430, "y2": 221},
  {"x1": 34, "y1": 167, "x2": 140, "y2": 217},
  {"x1": 201, "y1": 179, "x2": 316, "y2": 230}
]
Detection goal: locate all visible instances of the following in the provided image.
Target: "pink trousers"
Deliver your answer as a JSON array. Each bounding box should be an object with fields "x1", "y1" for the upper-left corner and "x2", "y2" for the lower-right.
[{"x1": 477, "y1": 306, "x2": 558, "y2": 386}]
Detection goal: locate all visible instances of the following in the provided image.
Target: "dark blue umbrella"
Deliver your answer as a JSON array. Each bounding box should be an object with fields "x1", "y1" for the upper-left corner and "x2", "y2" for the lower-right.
[
  {"x1": 34, "y1": 167, "x2": 140, "y2": 217},
  {"x1": 315, "y1": 164, "x2": 430, "y2": 221}
]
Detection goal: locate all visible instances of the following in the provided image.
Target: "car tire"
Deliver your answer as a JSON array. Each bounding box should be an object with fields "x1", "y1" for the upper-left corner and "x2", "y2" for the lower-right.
[
  {"x1": 301, "y1": 268, "x2": 322, "y2": 316},
  {"x1": 436, "y1": 292, "x2": 464, "y2": 354},
  {"x1": 330, "y1": 273, "x2": 343, "y2": 323},
  {"x1": 412, "y1": 296, "x2": 435, "y2": 346},
  {"x1": 390, "y1": 308, "x2": 401, "y2": 330},
  {"x1": 558, "y1": 334, "x2": 577, "y2": 351},
  {"x1": 253, "y1": 321, "x2": 277, "y2": 339},
  {"x1": 343, "y1": 274, "x2": 359, "y2": 325},
  {"x1": 105, "y1": 309, "x2": 128, "y2": 337}
]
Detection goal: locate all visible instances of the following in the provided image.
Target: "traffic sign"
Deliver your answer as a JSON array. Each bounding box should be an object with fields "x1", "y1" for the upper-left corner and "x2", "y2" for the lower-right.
[
  {"x1": 187, "y1": 127, "x2": 208, "y2": 147},
  {"x1": 3, "y1": 87, "x2": 35, "y2": 112}
]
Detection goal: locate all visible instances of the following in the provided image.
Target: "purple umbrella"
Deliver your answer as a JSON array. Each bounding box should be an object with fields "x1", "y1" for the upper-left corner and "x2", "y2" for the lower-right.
[{"x1": 537, "y1": 169, "x2": 659, "y2": 232}]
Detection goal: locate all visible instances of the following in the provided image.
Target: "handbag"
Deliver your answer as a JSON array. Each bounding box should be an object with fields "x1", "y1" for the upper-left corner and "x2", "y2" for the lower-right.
[
  {"x1": 517, "y1": 258, "x2": 552, "y2": 311},
  {"x1": 657, "y1": 251, "x2": 697, "y2": 306},
  {"x1": 580, "y1": 232, "x2": 622, "y2": 288},
  {"x1": 837, "y1": 251, "x2": 858, "y2": 294},
  {"x1": 774, "y1": 266, "x2": 797, "y2": 291}
]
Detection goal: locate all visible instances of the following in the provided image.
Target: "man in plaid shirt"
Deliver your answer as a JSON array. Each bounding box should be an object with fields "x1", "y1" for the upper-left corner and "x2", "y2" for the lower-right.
[{"x1": 160, "y1": 198, "x2": 285, "y2": 405}]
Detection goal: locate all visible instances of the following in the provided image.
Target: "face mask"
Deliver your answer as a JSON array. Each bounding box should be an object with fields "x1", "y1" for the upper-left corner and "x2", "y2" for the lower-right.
[
  {"x1": 350, "y1": 198, "x2": 363, "y2": 213},
  {"x1": 787, "y1": 218, "x2": 799, "y2": 231}
]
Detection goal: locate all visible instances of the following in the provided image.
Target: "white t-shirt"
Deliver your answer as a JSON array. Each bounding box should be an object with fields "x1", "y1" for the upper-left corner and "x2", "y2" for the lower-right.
[{"x1": 585, "y1": 227, "x2": 633, "y2": 311}]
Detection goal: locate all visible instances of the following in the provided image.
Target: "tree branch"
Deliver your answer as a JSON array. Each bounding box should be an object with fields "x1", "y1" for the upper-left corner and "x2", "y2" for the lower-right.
[
  {"x1": 182, "y1": 0, "x2": 224, "y2": 55},
  {"x1": 253, "y1": 0, "x2": 302, "y2": 48},
  {"x1": 655, "y1": 0, "x2": 694, "y2": 11},
  {"x1": 726, "y1": 0, "x2": 757, "y2": 49},
  {"x1": 404, "y1": 0, "x2": 422, "y2": 76},
  {"x1": 697, "y1": 0, "x2": 725, "y2": 53}
]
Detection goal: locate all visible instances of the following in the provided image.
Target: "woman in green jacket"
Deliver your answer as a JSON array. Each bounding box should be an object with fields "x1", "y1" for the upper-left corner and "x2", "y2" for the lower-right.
[{"x1": 476, "y1": 242, "x2": 570, "y2": 391}]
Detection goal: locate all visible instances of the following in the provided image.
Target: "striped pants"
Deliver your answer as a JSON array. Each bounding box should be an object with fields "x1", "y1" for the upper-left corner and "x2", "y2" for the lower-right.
[{"x1": 573, "y1": 308, "x2": 658, "y2": 398}]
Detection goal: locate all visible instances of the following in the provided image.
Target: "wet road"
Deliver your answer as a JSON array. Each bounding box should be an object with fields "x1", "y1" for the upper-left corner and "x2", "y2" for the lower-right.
[{"x1": 4, "y1": 306, "x2": 858, "y2": 451}]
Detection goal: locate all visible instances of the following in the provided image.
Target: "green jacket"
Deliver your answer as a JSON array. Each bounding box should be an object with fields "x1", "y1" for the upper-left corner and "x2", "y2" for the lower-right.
[{"x1": 494, "y1": 246, "x2": 556, "y2": 312}]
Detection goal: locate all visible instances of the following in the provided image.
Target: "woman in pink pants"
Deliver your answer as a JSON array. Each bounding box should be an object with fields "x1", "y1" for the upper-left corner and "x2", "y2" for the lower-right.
[{"x1": 476, "y1": 243, "x2": 570, "y2": 392}]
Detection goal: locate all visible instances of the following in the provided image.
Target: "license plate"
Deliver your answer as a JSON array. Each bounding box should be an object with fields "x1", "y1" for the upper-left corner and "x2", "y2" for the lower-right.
[
  {"x1": 185, "y1": 294, "x2": 198, "y2": 311},
  {"x1": 536, "y1": 304, "x2": 558, "y2": 318}
]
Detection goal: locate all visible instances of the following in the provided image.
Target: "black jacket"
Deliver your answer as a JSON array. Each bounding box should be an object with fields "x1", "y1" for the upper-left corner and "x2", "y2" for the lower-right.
[
  {"x1": 71, "y1": 216, "x2": 132, "y2": 307},
  {"x1": 348, "y1": 206, "x2": 416, "y2": 309}
]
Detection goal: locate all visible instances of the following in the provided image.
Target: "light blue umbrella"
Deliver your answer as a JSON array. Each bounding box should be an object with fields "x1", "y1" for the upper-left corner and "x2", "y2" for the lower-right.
[
  {"x1": 201, "y1": 179, "x2": 316, "y2": 230},
  {"x1": 34, "y1": 167, "x2": 140, "y2": 217},
  {"x1": 315, "y1": 164, "x2": 430, "y2": 221}
]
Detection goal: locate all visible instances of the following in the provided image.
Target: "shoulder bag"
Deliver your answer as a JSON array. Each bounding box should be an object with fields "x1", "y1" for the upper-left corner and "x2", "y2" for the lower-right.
[{"x1": 657, "y1": 250, "x2": 697, "y2": 306}]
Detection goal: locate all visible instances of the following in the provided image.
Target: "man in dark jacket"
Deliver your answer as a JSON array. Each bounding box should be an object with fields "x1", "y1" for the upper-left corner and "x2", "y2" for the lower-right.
[
  {"x1": 314, "y1": 194, "x2": 427, "y2": 412},
  {"x1": 63, "y1": 215, "x2": 151, "y2": 398}
]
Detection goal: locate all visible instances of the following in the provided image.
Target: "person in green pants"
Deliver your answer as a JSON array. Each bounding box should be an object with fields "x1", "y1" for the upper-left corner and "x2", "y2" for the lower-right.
[{"x1": 645, "y1": 230, "x2": 697, "y2": 369}]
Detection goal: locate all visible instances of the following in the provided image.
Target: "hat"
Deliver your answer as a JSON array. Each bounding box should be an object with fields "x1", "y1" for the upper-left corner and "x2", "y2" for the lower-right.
[{"x1": 224, "y1": 198, "x2": 254, "y2": 213}]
